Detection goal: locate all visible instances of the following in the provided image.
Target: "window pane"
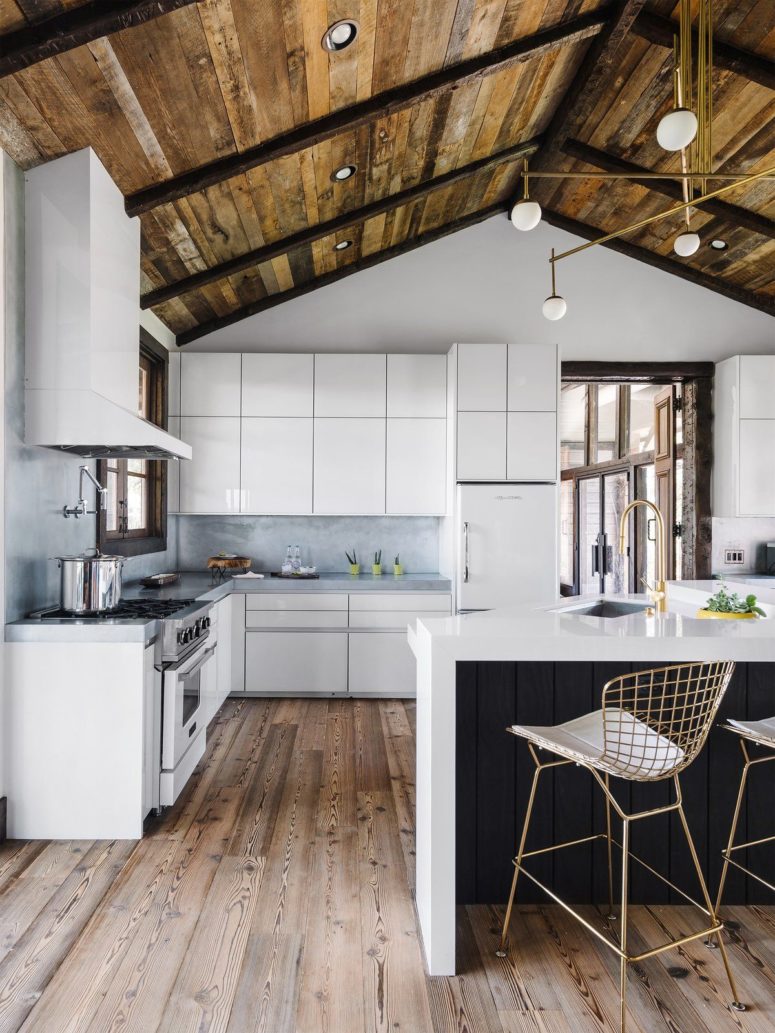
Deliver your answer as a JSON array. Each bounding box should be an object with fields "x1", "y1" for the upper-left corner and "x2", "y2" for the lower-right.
[
  {"x1": 127, "y1": 474, "x2": 147, "y2": 531},
  {"x1": 127, "y1": 458, "x2": 147, "y2": 476},
  {"x1": 559, "y1": 480, "x2": 575, "y2": 588},
  {"x1": 560, "y1": 384, "x2": 586, "y2": 470},
  {"x1": 596, "y1": 385, "x2": 617, "y2": 463},
  {"x1": 138, "y1": 362, "x2": 150, "y2": 419},
  {"x1": 628, "y1": 384, "x2": 660, "y2": 454},
  {"x1": 636, "y1": 464, "x2": 657, "y2": 591},
  {"x1": 106, "y1": 469, "x2": 119, "y2": 533}
]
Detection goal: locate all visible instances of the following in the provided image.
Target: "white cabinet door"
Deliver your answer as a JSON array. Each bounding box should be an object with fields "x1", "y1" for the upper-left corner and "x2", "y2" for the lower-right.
[
  {"x1": 508, "y1": 344, "x2": 557, "y2": 412},
  {"x1": 215, "y1": 597, "x2": 232, "y2": 712},
  {"x1": 245, "y1": 632, "x2": 348, "y2": 694},
  {"x1": 179, "y1": 417, "x2": 241, "y2": 513},
  {"x1": 167, "y1": 416, "x2": 181, "y2": 514},
  {"x1": 739, "y1": 420, "x2": 775, "y2": 515},
  {"x1": 386, "y1": 418, "x2": 446, "y2": 514},
  {"x1": 457, "y1": 343, "x2": 506, "y2": 411},
  {"x1": 181, "y1": 353, "x2": 241, "y2": 416},
  {"x1": 387, "y1": 354, "x2": 447, "y2": 417},
  {"x1": 314, "y1": 354, "x2": 386, "y2": 417},
  {"x1": 507, "y1": 412, "x2": 557, "y2": 481},
  {"x1": 230, "y1": 594, "x2": 246, "y2": 693},
  {"x1": 241, "y1": 418, "x2": 313, "y2": 514},
  {"x1": 242, "y1": 353, "x2": 314, "y2": 417},
  {"x1": 457, "y1": 412, "x2": 506, "y2": 480},
  {"x1": 348, "y1": 633, "x2": 416, "y2": 696},
  {"x1": 313, "y1": 418, "x2": 386, "y2": 513},
  {"x1": 740, "y1": 357, "x2": 775, "y2": 420}
]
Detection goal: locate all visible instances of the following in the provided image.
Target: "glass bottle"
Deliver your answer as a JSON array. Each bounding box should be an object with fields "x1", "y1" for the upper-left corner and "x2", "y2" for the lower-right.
[
  {"x1": 282, "y1": 546, "x2": 293, "y2": 575},
  {"x1": 292, "y1": 545, "x2": 301, "y2": 573}
]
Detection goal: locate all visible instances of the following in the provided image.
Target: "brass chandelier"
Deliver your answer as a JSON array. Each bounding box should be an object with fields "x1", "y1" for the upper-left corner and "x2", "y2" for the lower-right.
[{"x1": 507, "y1": 0, "x2": 775, "y2": 320}]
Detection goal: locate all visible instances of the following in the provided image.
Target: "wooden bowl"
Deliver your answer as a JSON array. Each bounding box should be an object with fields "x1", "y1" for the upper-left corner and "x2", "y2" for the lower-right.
[{"x1": 207, "y1": 555, "x2": 252, "y2": 573}]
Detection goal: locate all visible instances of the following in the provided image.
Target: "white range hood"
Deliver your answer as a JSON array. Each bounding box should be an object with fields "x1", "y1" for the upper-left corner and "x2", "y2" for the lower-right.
[{"x1": 24, "y1": 148, "x2": 191, "y2": 461}]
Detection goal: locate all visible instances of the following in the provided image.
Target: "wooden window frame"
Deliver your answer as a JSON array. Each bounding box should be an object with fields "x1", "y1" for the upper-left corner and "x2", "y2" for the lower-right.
[{"x1": 98, "y1": 329, "x2": 168, "y2": 557}]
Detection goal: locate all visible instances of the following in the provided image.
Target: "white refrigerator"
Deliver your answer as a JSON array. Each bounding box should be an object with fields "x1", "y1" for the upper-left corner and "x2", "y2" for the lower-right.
[{"x1": 456, "y1": 483, "x2": 558, "y2": 611}]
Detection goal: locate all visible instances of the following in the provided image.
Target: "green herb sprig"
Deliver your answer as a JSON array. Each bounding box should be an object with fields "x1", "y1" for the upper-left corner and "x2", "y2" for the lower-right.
[
  {"x1": 345, "y1": 549, "x2": 357, "y2": 565},
  {"x1": 374, "y1": 550, "x2": 382, "y2": 565}
]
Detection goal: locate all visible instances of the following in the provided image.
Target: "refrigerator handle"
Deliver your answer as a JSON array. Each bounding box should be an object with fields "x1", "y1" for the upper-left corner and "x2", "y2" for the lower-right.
[{"x1": 463, "y1": 521, "x2": 470, "y2": 583}]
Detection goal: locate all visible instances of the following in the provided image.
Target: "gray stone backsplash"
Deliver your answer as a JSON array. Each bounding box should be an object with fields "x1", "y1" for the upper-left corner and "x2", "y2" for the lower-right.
[{"x1": 175, "y1": 515, "x2": 440, "y2": 573}]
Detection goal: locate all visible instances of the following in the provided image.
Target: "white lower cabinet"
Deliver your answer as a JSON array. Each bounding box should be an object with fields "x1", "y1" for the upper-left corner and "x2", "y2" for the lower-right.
[
  {"x1": 214, "y1": 596, "x2": 232, "y2": 715},
  {"x1": 245, "y1": 631, "x2": 348, "y2": 694},
  {"x1": 231, "y1": 593, "x2": 246, "y2": 693},
  {"x1": 179, "y1": 417, "x2": 241, "y2": 513},
  {"x1": 348, "y1": 633, "x2": 416, "y2": 696}
]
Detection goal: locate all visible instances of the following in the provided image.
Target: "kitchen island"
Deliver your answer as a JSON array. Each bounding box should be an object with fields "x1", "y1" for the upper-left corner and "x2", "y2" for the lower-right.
[{"x1": 410, "y1": 581, "x2": 775, "y2": 976}]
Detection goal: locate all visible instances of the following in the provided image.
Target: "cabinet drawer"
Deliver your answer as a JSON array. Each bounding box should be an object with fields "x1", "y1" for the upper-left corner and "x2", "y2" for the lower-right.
[
  {"x1": 246, "y1": 610, "x2": 348, "y2": 629},
  {"x1": 349, "y1": 593, "x2": 450, "y2": 611},
  {"x1": 349, "y1": 611, "x2": 447, "y2": 629},
  {"x1": 245, "y1": 632, "x2": 348, "y2": 694},
  {"x1": 348, "y1": 633, "x2": 416, "y2": 696},
  {"x1": 246, "y1": 593, "x2": 348, "y2": 610}
]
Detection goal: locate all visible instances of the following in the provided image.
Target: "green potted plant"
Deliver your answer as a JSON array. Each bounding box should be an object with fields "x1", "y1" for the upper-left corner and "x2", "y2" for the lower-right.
[
  {"x1": 345, "y1": 549, "x2": 360, "y2": 576},
  {"x1": 697, "y1": 583, "x2": 766, "y2": 620},
  {"x1": 393, "y1": 553, "x2": 403, "y2": 576},
  {"x1": 372, "y1": 550, "x2": 382, "y2": 576}
]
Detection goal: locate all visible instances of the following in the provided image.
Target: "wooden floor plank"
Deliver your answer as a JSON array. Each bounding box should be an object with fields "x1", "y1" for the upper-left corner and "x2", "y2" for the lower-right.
[{"x1": 0, "y1": 699, "x2": 771, "y2": 1033}]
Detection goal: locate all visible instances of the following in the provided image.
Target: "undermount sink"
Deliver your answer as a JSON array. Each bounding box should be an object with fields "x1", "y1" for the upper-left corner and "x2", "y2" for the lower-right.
[{"x1": 554, "y1": 600, "x2": 650, "y2": 619}]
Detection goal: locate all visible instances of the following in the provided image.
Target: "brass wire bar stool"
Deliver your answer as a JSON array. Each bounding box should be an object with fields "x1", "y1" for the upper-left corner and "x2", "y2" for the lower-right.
[
  {"x1": 496, "y1": 661, "x2": 744, "y2": 1033},
  {"x1": 714, "y1": 718, "x2": 775, "y2": 913}
]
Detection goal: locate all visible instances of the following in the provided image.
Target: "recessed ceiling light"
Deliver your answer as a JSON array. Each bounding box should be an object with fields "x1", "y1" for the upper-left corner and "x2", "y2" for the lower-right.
[
  {"x1": 709, "y1": 238, "x2": 728, "y2": 250},
  {"x1": 322, "y1": 20, "x2": 359, "y2": 52},
  {"x1": 331, "y1": 164, "x2": 357, "y2": 182},
  {"x1": 333, "y1": 239, "x2": 353, "y2": 251}
]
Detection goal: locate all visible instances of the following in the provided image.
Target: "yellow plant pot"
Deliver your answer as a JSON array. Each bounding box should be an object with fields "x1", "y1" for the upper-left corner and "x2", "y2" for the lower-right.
[
  {"x1": 372, "y1": 564, "x2": 382, "y2": 576},
  {"x1": 349, "y1": 564, "x2": 360, "y2": 576},
  {"x1": 696, "y1": 609, "x2": 757, "y2": 620},
  {"x1": 393, "y1": 564, "x2": 403, "y2": 576}
]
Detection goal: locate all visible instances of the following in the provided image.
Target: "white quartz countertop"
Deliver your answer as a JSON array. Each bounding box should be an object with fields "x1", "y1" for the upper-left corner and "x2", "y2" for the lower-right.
[{"x1": 413, "y1": 581, "x2": 775, "y2": 664}]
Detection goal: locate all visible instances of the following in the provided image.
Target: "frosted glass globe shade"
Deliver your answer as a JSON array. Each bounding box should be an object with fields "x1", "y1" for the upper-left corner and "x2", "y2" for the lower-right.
[
  {"x1": 542, "y1": 294, "x2": 567, "y2": 321},
  {"x1": 510, "y1": 199, "x2": 542, "y2": 231},
  {"x1": 656, "y1": 107, "x2": 698, "y2": 151},
  {"x1": 674, "y1": 231, "x2": 700, "y2": 257}
]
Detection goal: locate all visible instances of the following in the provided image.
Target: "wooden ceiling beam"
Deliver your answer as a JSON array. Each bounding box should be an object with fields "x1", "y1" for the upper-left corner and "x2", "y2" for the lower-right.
[
  {"x1": 542, "y1": 208, "x2": 774, "y2": 316},
  {"x1": 143, "y1": 135, "x2": 542, "y2": 309},
  {"x1": 0, "y1": 0, "x2": 201, "y2": 78},
  {"x1": 563, "y1": 138, "x2": 775, "y2": 240},
  {"x1": 632, "y1": 10, "x2": 775, "y2": 91},
  {"x1": 125, "y1": 9, "x2": 611, "y2": 217},
  {"x1": 175, "y1": 202, "x2": 508, "y2": 345}
]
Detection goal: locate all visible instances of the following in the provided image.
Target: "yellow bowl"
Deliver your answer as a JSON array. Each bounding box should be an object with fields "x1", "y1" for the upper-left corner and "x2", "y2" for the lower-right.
[{"x1": 695, "y1": 609, "x2": 757, "y2": 620}]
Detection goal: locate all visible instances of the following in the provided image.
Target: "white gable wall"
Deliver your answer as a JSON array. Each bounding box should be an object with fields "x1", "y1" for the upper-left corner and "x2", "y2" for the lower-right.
[{"x1": 185, "y1": 214, "x2": 774, "y2": 357}]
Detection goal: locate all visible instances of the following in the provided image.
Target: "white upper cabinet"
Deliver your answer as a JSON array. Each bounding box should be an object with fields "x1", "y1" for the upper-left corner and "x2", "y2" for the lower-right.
[
  {"x1": 242, "y1": 353, "x2": 314, "y2": 417},
  {"x1": 457, "y1": 412, "x2": 507, "y2": 480},
  {"x1": 739, "y1": 356, "x2": 775, "y2": 419},
  {"x1": 314, "y1": 418, "x2": 386, "y2": 513},
  {"x1": 739, "y1": 420, "x2": 775, "y2": 515},
  {"x1": 507, "y1": 412, "x2": 558, "y2": 481},
  {"x1": 241, "y1": 418, "x2": 313, "y2": 514},
  {"x1": 387, "y1": 418, "x2": 446, "y2": 514},
  {"x1": 457, "y1": 343, "x2": 507, "y2": 411},
  {"x1": 387, "y1": 354, "x2": 447, "y2": 417},
  {"x1": 314, "y1": 354, "x2": 387, "y2": 417},
  {"x1": 180, "y1": 353, "x2": 242, "y2": 416},
  {"x1": 168, "y1": 352, "x2": 181, "y2": 417},
  {"x1": 508, "y1": 344, "x2": 558, "y2": 412},
  {"x1": 179, "y1": 418, "x2": 241, "y2": 513}
]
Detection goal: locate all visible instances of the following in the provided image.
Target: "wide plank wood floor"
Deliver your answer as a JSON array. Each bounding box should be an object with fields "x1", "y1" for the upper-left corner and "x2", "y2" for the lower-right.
[{"x1": 0, "y1": 697, "x2": 773, "y2": 1033}]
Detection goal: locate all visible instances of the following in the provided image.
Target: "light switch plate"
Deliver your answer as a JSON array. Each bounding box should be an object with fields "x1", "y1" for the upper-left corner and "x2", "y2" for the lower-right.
[{"x1": 724, "y1": 548, "x2": 745, "y2": 565}]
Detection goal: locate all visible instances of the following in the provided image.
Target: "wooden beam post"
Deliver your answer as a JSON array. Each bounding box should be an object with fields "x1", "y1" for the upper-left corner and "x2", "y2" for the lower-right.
[
  {"x1": 562, "y1": 139, "x2": 775, "y2": 240},
  {"x1": 0, "y1": 0, "x2": 201, "y2": 78},
  {"x1": 541, "y1": 208, "x2": 774, "y2": 316},
  {"x1": 125, "y1": 10, "x2": 611, "y2": 216},
  {"x1": 142, "y1": 135, "x2": 542, "y2": 309},
  {"x1": 682, "y1": 378, "x2": 713, "y2": 580},
  {"x1": 632, "y1": 10, "x2": 775, "y2": 91},
  {"x1": 175, "y1": 203, "x2": 509, "y2": 345}
]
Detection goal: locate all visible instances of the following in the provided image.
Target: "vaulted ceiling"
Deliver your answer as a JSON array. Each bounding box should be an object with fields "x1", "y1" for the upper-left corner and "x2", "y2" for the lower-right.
[{"x1": 1, "y1": 0, "x2": 773, "y2": 346}]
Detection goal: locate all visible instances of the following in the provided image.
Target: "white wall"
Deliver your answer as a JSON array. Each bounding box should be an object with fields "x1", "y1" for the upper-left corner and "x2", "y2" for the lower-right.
[{"x1": 187, "y1": 214, "x2": 774, "y2": 357}]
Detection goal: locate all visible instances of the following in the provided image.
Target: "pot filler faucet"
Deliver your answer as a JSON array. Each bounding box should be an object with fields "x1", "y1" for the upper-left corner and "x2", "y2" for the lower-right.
[
  {"x1": 63, "y1": 464, "x2": 108, "y2": 518},
  {"x1": 618, "y1": 499, "x2": 668, "y2": 614}
]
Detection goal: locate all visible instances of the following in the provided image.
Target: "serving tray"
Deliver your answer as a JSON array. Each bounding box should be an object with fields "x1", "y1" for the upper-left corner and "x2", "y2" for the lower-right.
[{"x1": 270, "y1": 572, "x2": 320, "y2": 579}]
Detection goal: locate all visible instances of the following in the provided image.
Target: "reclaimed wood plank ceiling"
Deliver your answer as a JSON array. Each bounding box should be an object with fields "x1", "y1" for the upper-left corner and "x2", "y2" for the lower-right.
[{"x1": 0, "y1": 0, "x2": 772, "y2": 345}]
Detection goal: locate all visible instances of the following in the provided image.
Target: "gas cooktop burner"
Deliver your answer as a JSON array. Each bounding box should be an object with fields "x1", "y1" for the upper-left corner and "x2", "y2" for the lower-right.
[{"x1": 29, "y1": 599, "x2": 197, "y2": 621}]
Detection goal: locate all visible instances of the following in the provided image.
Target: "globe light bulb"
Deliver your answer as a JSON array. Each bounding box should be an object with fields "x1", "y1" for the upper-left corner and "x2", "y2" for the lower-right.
[
  {"x1": 674, "y1": 231, "x2": 700, "y2": 257},
  {"x1": 510, "y1": 199, "x2": 542, "y2": 231},
  {"x1": 542, "y1": 294, "x2": 567, "y2": 321},
  {"x1": 656, "y1": 107, "x2": 698, "y2": 152}
]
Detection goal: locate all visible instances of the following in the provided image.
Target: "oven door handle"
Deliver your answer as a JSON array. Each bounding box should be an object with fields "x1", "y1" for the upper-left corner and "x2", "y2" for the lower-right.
[{"x1": 168, "y1": 642, "x2": 217, "y2": 675}]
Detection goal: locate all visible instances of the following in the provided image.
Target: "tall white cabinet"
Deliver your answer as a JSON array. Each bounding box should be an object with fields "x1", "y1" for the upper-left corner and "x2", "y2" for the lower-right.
[{"x1": 714, "y1": 355, "x2": 775, "y2": 517}]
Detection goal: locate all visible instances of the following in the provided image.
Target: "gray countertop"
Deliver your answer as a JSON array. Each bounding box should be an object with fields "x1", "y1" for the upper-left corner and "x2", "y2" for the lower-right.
[{"x1": 6, "y1": 571, "x2": 452, "y2": 642}]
